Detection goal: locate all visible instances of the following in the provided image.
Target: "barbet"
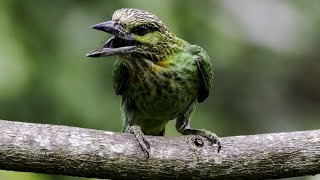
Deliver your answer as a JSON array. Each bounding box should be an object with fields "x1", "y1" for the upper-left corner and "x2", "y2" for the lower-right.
[{"x1": 87, "y1": 8, "x2": 221, "y2": 157}]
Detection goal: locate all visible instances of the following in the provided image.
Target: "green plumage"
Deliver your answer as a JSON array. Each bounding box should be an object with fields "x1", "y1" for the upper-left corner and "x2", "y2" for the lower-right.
[
  {"x1": 88, "y1": 8, "x2": 220, "y2": 157},
  {"x1": 113, "y1": 43, "x2": 213, "y2": 135}
]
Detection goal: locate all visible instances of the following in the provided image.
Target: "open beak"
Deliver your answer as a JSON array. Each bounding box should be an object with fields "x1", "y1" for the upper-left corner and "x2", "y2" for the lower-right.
[{"x1": 86, "y1": 21, "x2": 137, "y2": 57}]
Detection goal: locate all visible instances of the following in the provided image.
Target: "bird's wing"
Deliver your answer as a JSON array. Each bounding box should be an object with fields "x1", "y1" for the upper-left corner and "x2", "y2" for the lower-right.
[
  {"x1": 112, "y1": 59, "x2": 129, "y2": 95},
  {"x1": 189, "y1": 45, "x2": 213, "y2": 103}
]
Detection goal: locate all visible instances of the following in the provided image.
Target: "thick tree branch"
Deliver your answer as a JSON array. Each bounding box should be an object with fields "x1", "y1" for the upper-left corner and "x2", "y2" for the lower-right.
[{"x1": 0, "y1": 120, "x2": 319, "y2": 179}]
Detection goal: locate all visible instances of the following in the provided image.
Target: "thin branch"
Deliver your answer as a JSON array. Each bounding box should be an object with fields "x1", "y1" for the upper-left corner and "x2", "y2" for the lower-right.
[{"x1": 0, "y1": 119, "x2": 319, "y2": 179}]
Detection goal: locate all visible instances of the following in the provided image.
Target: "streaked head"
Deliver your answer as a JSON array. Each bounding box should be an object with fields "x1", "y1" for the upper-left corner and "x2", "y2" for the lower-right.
[{"x1": 87, "y1": 8, "x2": 180, "y2": 61}]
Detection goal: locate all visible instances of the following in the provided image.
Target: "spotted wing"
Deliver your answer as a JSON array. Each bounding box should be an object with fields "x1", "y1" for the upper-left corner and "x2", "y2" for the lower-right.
[{"x1": 194, "y1": 46, "x2": 213, "y2": 103}]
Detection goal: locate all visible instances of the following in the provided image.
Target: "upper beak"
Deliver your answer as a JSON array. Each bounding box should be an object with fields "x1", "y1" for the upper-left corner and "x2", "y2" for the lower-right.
[{"x1": 91, "y1": 21, "x2": 133, "y2": 41}]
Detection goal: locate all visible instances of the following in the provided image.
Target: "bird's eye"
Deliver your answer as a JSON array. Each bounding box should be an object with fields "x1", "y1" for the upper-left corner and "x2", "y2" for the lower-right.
[{"x1": 132, "y1": 25, "x2": 149, "y2": 36}]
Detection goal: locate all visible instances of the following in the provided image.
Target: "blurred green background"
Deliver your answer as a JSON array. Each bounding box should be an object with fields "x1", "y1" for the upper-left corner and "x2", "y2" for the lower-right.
[{"x1": 0, "y1": 0, "x2": 319, "y2": 179}]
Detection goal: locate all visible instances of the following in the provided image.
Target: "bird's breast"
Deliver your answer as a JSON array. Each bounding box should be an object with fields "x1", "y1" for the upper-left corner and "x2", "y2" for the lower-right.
[{"x1": 126, "y1": 57, "x2": 200, "y2": 119}]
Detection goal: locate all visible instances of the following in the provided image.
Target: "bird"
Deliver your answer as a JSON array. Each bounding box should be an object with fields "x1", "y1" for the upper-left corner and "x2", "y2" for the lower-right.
[{"x1": 87, "y1": 8, "x2": 221, "y2": 157}]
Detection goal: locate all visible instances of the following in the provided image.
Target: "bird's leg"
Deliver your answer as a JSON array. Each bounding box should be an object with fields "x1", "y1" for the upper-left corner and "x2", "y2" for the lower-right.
[
  {"x1": 176, "y1": 102, "x2": 221, "y2": 152},
  {"x1": 121, "y1": 99, "x2": 151, "y2": 158},
  {"x1": 127, "y1": 125, "x2": 151, "y2": 158}
]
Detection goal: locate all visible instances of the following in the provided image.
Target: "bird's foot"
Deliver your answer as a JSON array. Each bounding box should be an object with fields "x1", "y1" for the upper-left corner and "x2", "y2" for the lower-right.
[
  {"x1": 183, "y1": 128, "x2": 221, "y2": 152},
  {"x1": 128, "y1": 125, "x2": 151, "y2": 158},
  {"x1": 198, "y1": 129, "x2": 221, "y2": 153}
]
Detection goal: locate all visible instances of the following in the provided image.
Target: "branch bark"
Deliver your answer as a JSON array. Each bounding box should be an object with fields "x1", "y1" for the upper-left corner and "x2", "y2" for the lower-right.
[{"x1": 0, "y1": 119, "x2": 319, "y2": 179}]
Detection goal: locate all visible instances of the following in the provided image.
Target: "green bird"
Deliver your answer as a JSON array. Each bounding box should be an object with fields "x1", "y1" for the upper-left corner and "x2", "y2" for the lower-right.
[{"x1": 87, "y1": 8, "x2": 221, "y2": 157}]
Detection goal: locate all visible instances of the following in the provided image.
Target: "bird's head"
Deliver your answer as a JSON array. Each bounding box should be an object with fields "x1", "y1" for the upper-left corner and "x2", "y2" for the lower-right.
[{"x1": 87, "y1": 8, "x2": 182, "y2": 61}]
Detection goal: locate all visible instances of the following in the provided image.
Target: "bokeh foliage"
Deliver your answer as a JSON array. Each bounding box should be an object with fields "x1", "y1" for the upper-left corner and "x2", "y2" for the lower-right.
[{"x1": 0, "y1": 0, "x2": 319, "y2": 180}]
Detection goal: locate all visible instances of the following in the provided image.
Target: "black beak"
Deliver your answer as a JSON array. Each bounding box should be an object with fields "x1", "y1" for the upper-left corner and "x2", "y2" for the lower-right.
[
  {"x1": 91, "y1": 21, "x2": 133, "y2": 41},
  {"x1": 86, "y1": 21, "x2": 136, "y2": 58}
]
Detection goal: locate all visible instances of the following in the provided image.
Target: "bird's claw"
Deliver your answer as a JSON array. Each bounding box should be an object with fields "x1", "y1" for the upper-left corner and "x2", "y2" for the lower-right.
[
  {"x1": 199, "y1": 129, "x2": 222, "y2": 153},
  {"x1": 140, "y1": 136, "x2": 151, "y2": 158},
  {"x1": 128, "y1": 125, "x2": 151, "y2": 158}
]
